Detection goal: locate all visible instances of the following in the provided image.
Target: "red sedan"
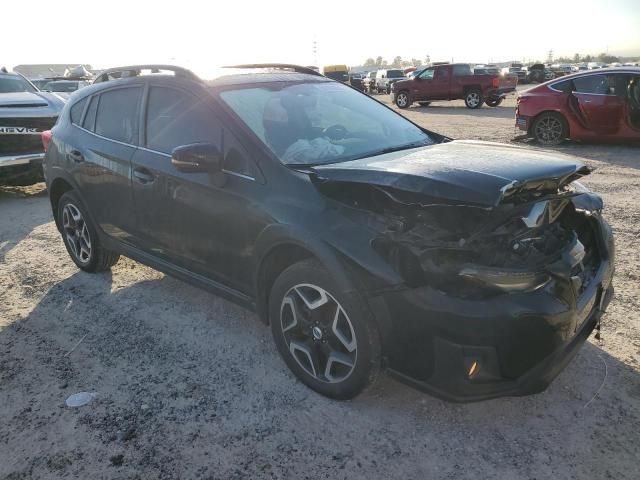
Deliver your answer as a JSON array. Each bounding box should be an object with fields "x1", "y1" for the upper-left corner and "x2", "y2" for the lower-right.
[{"x1": 516, "y1": 67, "x2": 640, "y2": 145}]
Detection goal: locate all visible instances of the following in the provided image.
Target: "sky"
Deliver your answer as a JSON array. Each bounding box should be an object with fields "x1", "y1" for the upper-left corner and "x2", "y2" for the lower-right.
[{"x1": 3, "y1": 0, "x2": 639, "y2": 78}]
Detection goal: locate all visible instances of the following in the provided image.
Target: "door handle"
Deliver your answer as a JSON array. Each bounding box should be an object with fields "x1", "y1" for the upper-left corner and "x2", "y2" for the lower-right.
[
  {"x1": 68, "y1": 150, "x2": 84, "y2": 163},
  {"x1": 133, "y1": 167, "x2": 155, "y2": 184}
]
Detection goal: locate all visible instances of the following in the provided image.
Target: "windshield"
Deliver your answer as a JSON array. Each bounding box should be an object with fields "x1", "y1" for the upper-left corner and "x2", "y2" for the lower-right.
[
  {"x1": 0, "y1": 75, "x2": 37, "y2": 93},
  {"x1": 219, "y1": 81, "x2": 433, "y2": 166}
]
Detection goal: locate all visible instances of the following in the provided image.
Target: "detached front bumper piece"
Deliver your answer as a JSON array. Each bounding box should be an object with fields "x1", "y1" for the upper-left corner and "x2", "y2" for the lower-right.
[{"x1": 369, "y1": 219, "x2": 615, "y2": 402}]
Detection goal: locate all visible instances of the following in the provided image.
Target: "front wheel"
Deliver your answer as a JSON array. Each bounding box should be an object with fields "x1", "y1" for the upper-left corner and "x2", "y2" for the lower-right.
[
  {"x1": 395, "y1": 91, "x2": 411, "y2": 109},
  {"x1": 464, "y1": 89, "x2": 484, "y2": 109},
  {"x1": 485, "y1": 98, "x2": 503, "y2": 107},
  {"x1": 269, "y1": 259, "x2": 380, "y2": 400},
  {"x1": 532, "y1": 112, "x2": 568, "y2": 146}
]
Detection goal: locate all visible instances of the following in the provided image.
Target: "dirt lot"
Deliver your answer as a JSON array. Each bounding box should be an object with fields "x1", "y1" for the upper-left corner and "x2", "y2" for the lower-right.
[{"x1": 1, "y1": 92, "x2": 639, "y2": 479}]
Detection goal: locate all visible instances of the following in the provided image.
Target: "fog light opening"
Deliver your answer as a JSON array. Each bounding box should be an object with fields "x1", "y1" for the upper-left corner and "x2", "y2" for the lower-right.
[{"x1": 468, "y1": 360, "x2": 480, "y2": 379}]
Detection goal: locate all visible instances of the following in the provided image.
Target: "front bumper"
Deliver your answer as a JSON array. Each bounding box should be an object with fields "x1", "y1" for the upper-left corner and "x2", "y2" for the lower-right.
[{"x1": 370, "y1": 217, "x2": 615, "y2": 402}]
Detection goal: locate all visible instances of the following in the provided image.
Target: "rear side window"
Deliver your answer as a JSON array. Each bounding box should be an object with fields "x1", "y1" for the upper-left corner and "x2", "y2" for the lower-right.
[
  {"x1": 70, "y1": 97, "x2": 87, "y2": 125},
  {"x1": 452, "y1": 65, "x2": 471, "y2": 76},
  {"x1": 83, "y1": 96, "x2": 98, "y2": 131},
  {"x1": 436, "y1": 67, "x2": 450, "y2": 79},
  {"x1": 95, "y1": 87, "x2": 142, "y2": 144},
  {"x1": 145, "y1": 86, "x2": 221, "y2": 154}
]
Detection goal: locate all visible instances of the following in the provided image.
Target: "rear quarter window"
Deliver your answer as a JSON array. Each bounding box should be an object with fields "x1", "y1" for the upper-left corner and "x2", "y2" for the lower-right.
[
  {"x1": 82, "y1": 96, "x2": 98, "y2": 131},
  {"x1": 70, "y1": 97, "x2": 88, "y2": 125}
]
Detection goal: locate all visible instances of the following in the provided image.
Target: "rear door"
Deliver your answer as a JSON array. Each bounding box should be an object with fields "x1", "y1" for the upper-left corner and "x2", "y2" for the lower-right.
[
  {"x1": 70, "y1": 86, "x2": 142, "y2": 241},
  {"x1": 572, "y1": 74, "x2": 624, "y2": 134},
  {"x1": 432, "y1": 66, "x2": 451, "y2": 99}
]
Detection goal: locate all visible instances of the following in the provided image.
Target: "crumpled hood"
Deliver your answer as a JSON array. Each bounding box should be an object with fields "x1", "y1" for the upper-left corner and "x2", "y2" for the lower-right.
[{"x1": 312, "y1": 140, "x2": 590, "y2": 206}]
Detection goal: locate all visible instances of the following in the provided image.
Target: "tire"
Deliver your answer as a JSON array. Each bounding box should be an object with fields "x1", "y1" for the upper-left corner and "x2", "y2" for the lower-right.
[
  {"x1": 269, "y1": 259, "x2": 380, "y2": 400},
  {"x1": 418, "y1": 101, "x2": 431, "y2": 107},
  {"x1": 464, "y1": 89, "x2": 484, "y2": 109},
  {"x1": 57, "y1": 191, "x2": 120, "y2": 272},
  {"x1": 532, "y1": 112, "x2": 568, "y2": 146},
  {"x1": 485, "y1": 98, "x2": 503, "y2": 107},
  {"x1": 395, "y1": 91, "x2": 411, "y2": 109}
]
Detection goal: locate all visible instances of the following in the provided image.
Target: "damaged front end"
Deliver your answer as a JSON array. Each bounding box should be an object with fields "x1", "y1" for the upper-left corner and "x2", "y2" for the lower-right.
[
  {"x1": 318, "y1": 176, "x2": 605, "y2": 300},
  {"x1": 312, "y1": 168, "x2": 615, "y2": 401}
]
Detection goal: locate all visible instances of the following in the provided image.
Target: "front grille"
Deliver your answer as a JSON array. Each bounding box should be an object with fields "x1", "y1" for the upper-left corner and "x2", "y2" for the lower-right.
[{"x1": 0, "y1": 116, "x2": 57, "y2": 156}]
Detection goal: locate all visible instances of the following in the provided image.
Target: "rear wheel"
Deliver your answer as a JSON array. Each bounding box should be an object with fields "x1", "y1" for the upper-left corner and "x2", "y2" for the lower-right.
[
  {"x1": 485, "y1": 98, "x2": 503, "y2": 107},
  {"x1": 395, "y1": 91, "x2": 411, "y2": 109},
  {"x1": 464, "y1": 89, "x2": 484, "y2": 109},
  {"x1": 57, "y1": 191, "x2": 120, "y2": 272},
  {"x1": 532, "y1": 112, "x2": 568, "y2": 146},
  {"x1": 269, "y1": 259, "x2": 380, "y2": 400}
]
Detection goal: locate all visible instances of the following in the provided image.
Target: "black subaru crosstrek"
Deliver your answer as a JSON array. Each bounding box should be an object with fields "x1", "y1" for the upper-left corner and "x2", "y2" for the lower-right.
[{"x1": 44, "y1": 64, "x2": 614, "y2": 401}]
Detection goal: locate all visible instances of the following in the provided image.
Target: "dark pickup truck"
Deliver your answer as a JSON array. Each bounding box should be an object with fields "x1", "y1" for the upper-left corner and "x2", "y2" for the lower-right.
[{"x1": 390, "y1": 63, "x2": 518, "y2": 109}]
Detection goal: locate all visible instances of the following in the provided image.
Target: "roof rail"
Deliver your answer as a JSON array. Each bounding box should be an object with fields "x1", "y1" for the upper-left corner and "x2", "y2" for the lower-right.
[
  {"x1": 223, "y1": 63, "x2": 323, "y2": 77},
  {"x1": 93, "y1": 64, "x2": 201, "y2": 84}
]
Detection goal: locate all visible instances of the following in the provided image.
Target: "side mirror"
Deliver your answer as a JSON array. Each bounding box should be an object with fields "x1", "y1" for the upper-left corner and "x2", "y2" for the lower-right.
[{"x1": 171, "y1": 143, "x2": 221, "y2": 173}]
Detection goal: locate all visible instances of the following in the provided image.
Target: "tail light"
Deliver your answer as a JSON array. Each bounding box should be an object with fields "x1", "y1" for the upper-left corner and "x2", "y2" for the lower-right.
[
  {"x1": 42, "y1": 130, "x2": 52, "y2": 152},
  {"x1": 492, "y1": 77, "x2": 500, "y2": 88}
]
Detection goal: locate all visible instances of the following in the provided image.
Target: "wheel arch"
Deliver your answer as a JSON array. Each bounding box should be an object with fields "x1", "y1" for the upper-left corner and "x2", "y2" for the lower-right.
[
  {"x1": 463, "y1": 84, "x2": 482, "y2": 94},
  {"x1": 253, "y1": 225, "x2": 372, "y2": 325},
  {"x1": 49, "y1": 176, "x2": 75, "y2": 230}
]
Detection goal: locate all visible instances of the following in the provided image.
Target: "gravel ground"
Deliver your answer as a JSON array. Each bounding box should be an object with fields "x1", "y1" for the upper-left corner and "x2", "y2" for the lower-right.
[{"x1": 1, "y1": 92, "x2": 639, "y2": 479}]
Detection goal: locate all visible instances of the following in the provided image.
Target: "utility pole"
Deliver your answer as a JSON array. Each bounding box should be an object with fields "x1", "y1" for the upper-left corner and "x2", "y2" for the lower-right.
[{"x1": 547, "y1": 49, "x2": 554, "y2": 64}]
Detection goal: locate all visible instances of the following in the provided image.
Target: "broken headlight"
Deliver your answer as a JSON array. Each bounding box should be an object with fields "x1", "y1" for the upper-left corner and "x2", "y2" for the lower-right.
[{"x1": 458, "y1": 266, "x2": 550, "y2": 293}]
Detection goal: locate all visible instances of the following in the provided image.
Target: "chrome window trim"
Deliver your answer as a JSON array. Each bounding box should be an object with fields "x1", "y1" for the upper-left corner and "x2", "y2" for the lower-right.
[
  {"x1": 72, "y1": 123, "x2": 137, "y2": 149},
  {"x1": 548, "y1": 72, "x2": 619, "y2": 96}
]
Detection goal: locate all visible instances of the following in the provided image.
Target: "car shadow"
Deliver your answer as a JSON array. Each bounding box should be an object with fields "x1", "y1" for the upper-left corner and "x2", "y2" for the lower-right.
[
  {"x1": 1, "y1": 261, "x2": 639, "y2": 477},
  {"x1": 0, "y1": 182, "x2": 51, "y2": 262}
]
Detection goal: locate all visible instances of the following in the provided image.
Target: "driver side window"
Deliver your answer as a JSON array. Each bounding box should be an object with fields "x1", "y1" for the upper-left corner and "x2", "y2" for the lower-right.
[
  {"x1": 145, "y1": 86, "x2": 221, "y2": 155},
  {"x1": 419, "y1": 69, "x2": 434, "y2": 80}
]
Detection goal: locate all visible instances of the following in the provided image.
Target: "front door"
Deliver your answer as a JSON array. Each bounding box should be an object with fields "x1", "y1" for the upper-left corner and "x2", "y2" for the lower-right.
[{"x1": 130, "y1": 84, "x2": 265, "y2": 293}]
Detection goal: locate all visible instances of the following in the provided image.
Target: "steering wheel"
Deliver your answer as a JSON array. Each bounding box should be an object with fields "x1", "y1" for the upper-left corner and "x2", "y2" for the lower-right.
[{"x1": 323, "y1": 124, "x2": 348, "y2": 140}]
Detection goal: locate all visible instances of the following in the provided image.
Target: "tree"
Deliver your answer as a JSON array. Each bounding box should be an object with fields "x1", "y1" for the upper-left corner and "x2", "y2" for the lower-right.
[
  {"x1": 411, "y1": 58, "x2": 423, "y2": 67},
  {"x1": 363, "y1": 58, "x2": 376, "y2": 67},
  {"x1": 375, "y1": 56, "x2": 383, "y2": 67},
  {"x1": 392, "y1": 56, "x2": 403, "y2": 67}
]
